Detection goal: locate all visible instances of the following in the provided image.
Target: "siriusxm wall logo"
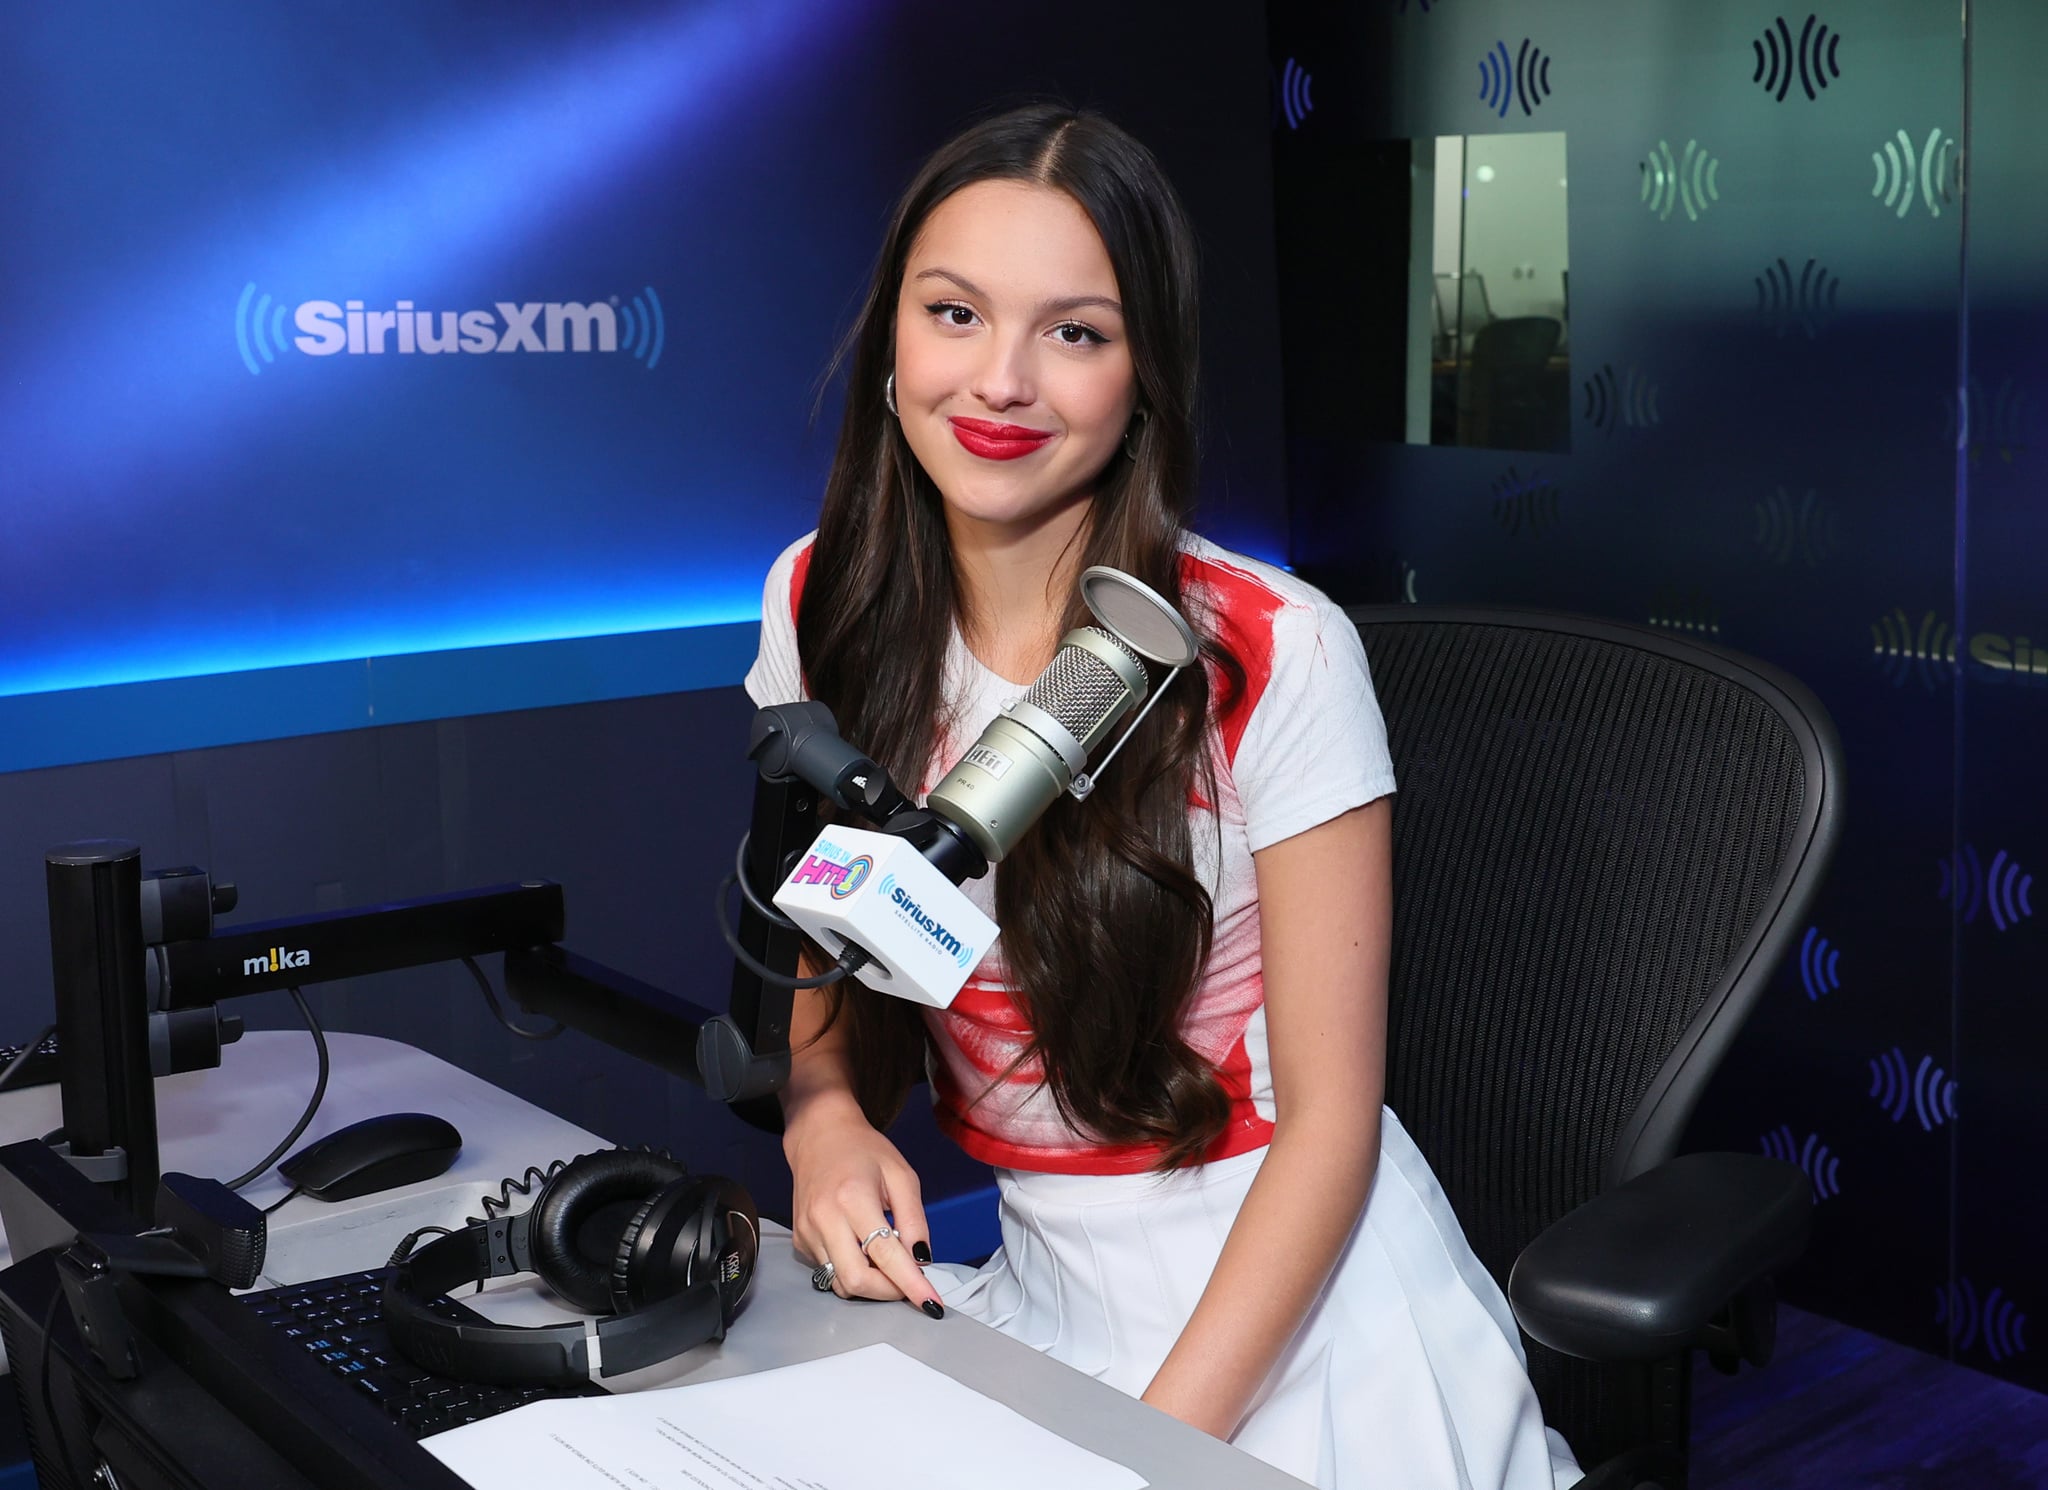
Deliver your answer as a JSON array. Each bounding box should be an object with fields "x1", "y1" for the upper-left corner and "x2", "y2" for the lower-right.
[
  {"x1": 1796, "y1": 925, "x2": 1842, "y2": 1000},
  {"x1": 1938, "y1": 1277, "x2": 2030, "y2": 1364},
  {"x1": 1871, "y1": 610, "x2": 2048, "y2": 689},
  {"x1": 876, "y1": 873, "x2": 974, "y2": 969},
  {"x1": 1873, "y1": 126, "x2": 1959, "y2": 220},
  {"x1": 233, "y1": 283, "x2": 666, "y2": 376},
  {"x1": 1754, "y1": 486, "x2": 1840, "y2": 567},
  {"x1": 1938, "y1": 845, "x2": 2034, "y2": 932},
  {"x1": 1760, "y1": 1125, "x2": 1841, "y2": 1201},
  {"x1": 1640, "y1": 139, "x2": 1721, "y2": 222},
  {"x1": 1868, "y1": 1046, "x2": 1957, "y2": 1131},
  {"x1": 1477, "y1": 38, "x2": 1554, "y2": 119}
]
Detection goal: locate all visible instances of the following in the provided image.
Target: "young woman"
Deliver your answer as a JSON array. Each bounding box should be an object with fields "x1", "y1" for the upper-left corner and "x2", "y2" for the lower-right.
[{"x1": 745, "y1": 102, "x2": 1577, "y2": 1490}]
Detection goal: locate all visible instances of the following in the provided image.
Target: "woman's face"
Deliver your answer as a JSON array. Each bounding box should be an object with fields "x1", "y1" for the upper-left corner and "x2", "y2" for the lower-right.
[{"x1": 892, "y1": 180, "x2": 1137, "y2": 536}]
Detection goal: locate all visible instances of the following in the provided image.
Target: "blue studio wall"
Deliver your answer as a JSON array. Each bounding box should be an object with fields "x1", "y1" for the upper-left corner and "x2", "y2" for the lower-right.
[
  {"x1": 0, "y1": 0, "x2": 1286, "y2": 769},
  {"x1": 1267, "y1": 0, "x2": 2043, "y2": 1395},
  {"x1": 0, "y1": 0, "x2": 1287, "y2": 1245}
]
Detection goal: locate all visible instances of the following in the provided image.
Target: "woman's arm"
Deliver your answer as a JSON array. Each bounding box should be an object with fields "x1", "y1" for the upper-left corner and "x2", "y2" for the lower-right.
[
  {"x1": 780, "y1": 977, "x2": 948, "y2": 1315},
  {"x1": 1140, "y1": 797, "x2": 1392, "y2": 1437}
]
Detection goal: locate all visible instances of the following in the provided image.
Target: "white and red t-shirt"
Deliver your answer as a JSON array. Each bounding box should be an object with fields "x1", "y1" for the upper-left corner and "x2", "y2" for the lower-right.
[{"x1": 745, "y1": 531, "x2": 1396, "y2": 1175}]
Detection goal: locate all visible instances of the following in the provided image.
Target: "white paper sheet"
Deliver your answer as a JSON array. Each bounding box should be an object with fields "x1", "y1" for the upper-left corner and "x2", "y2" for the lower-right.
[{"x1": 422, "y1": 1342, "x2": 1149, "y2": 1490}]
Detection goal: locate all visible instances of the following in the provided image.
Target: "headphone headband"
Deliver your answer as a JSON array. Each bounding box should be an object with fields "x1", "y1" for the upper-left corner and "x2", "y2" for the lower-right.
[{"x1": 384, "y1": 1220, "x2": 727, "y2": 1384}]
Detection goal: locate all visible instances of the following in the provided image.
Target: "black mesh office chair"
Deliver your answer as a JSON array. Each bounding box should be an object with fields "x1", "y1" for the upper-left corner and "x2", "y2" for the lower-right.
[{"x1": 1348, "y1": 606, "x2": 1845, "y2": 1490}]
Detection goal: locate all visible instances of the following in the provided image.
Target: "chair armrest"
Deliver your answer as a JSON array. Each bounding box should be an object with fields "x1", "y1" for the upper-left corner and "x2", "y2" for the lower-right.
[{"x1": 1506, "y1": 1152, "x2": 1811, "y2": 1362}]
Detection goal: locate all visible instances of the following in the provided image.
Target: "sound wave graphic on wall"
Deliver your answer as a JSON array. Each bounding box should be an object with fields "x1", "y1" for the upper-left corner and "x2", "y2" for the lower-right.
[
  {"x1": 1942, "y1": 378, "x2": 2036, "y2": 465},
  {"x1": 1478, "y1": 39, "x2": 1553, "y2": 118},
  {"x1": 1867, "y1": 1047, "x2": 1957, "y2": 1131},
  {"x1": 1869, "y1": 608, "x2": 1955, "y2": 690},
  {"x1": 1491, "y1": 467, "x2": 1560, "y2": 535},
  {"x1": 234, "y1": 284, "x2": 293, "y2": 376},
  {"x1": 1872, "y1": 127, "x2": 1959, "y2": 219},
  {"x1": 1938, "y1": 845, "x2": 2035, "y2": 932},
  {"x1": 1756, "y1": 257, "x2": 1840, "y2": 340},
  {"x1": 1641, "y1": 139, "x2": 1721, "y2": 222},
  {"x1": 1939, "y1": 1278, "x2": 2030, "y2": 1364},
  {"x1": 614, "y1": 289, "x2": 668, "y2": 370},
  {"x1": 1753, "y1": 14, "x2": 1843, "y2": 102},
  {"x1": 1279, "y1": 58, "x2": 1314, "y2": 130},
  {"x1": 1797, "y1": 925, "x2": 1841, "y2": 1000},
  {"x1": 1583, "y1": 365, "x2": 1660, "y2": 433},
  {"x1": 1396, "y1": 559, "x2": 1420, "y2": 604},
  {"x1": 1754, "y1": 487, "x2": 1839, "y2": 568},
  {"x1": 1761, "y1": 1126, "x2": 1842, "y2": 1200}
]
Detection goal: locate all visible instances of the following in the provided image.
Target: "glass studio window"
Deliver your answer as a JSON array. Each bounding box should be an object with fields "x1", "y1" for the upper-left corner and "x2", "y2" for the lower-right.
[{"x1": 1417, "y1": 133, "x2": 1572, "y2": 452}]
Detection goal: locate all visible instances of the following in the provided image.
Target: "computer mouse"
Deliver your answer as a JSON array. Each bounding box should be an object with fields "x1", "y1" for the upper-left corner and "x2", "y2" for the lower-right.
[{"x1": 278, "y1": 1112, "x2": 462, "y2": 1202}]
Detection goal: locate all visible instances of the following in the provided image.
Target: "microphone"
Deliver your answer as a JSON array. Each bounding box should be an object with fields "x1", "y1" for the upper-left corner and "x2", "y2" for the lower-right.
[
  {"x1": 770, "y1": 567, "x2": 1202, "y2": 1009},
  {"x1": 925, "y1": 626, "x2": 1148, "y2": 864}
]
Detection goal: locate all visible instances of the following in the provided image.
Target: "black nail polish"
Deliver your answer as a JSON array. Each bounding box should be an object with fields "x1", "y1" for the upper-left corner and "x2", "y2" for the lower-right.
[
  {"x1": 912, "y1": 1240, "x2": 932, "y2": 1264},
  {"x1": 922, "y1": 1299, "x2": 945, "y2": 1320}
]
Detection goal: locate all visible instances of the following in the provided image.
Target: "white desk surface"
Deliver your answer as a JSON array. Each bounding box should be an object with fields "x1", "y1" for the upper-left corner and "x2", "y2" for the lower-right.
[{"x1": 0, "y1": 1030, "x2": 1309, "y2": 1488}]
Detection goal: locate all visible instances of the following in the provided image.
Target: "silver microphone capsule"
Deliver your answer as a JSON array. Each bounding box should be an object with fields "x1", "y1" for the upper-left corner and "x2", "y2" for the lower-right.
[{"x1": 926, "y1": 627, "x2": 1147, "y2": 864}]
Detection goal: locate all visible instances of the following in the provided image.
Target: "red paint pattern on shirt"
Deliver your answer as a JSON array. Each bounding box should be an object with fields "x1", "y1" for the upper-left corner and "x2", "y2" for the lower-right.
[
  {"x1": 1180, "y1": 551, "x2": 1281, "y2": 768},
  {"x1": 775, "y1": 538, "x2": 1313, "y2": 1176},
  {"x1": 788, "y1": 541, "x2": 814, "y2": 628}
]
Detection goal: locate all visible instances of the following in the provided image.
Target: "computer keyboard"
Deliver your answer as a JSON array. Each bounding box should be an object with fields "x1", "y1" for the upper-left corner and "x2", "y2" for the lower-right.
[
  {"x1": 0, "y1": 1034, "x2": 61, "y2": 1092},
  {"x1": 239, "y1": 1267, "x2": 603, "y2": 1439}
]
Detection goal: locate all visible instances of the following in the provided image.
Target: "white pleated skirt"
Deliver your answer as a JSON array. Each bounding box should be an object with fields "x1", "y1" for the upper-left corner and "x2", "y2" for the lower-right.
[{"x1": 928, "y1": 1108, "x2": 1580, "y2": 1490}]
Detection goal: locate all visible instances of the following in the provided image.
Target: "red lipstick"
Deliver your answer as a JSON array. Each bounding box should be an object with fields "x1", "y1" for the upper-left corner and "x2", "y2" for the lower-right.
[{"x1": 949, "y1": 417, "x2": 1056, "y2": 461}]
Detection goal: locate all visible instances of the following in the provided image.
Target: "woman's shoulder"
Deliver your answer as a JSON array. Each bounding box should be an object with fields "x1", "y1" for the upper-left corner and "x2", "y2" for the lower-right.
[
  {"x1": 1176, "y1": 532, "x2": 1353, "y2": 668},
  {"x1": 1176, "y1": 533, "x2": 1375, "y2": 769},
  {"x1": 747, "y1": 531, "x2": 820, "y2": 707},
  {"x1": 761, "y1": 530, "x2": 821, "y2": 624},
  {"x1": 767, "y1": 529, "x2": 820, "y2": 586}
]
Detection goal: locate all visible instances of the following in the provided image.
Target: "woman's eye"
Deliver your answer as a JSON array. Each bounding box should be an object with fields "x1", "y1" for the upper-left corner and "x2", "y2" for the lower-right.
[
  {"x1": 1053, "y1": 322, "x2": 1108, "y2": 347},
  {"x1": 927, "y1": 302, "x2": 979, "y2": 328}
]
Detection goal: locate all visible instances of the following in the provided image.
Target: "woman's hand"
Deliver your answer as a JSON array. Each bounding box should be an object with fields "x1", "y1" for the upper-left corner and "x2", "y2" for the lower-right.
[{"x1": 784, "y1": 1093, "x2": 946, "y2": 1317}]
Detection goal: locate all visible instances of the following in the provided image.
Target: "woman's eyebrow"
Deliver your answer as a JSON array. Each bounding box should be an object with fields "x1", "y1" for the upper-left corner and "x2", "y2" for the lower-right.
[{"x1": 912, "y1": 267, "x2": 1123, "y2": 318}]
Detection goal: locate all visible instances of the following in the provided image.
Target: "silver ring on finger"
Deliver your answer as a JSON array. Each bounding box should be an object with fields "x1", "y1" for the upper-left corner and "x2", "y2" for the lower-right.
[
  {"x1": 811, "y1": 1260, "x2": 837, "y2": 1292},
  {"x1": 858, "y1": 1225, "x2": 900, "y2": 1262}
]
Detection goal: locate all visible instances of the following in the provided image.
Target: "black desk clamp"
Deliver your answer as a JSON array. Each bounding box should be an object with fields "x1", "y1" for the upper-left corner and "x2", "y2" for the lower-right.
[{"x1": 56, "y1": 1172, "x2": 265, "y2": 1385}]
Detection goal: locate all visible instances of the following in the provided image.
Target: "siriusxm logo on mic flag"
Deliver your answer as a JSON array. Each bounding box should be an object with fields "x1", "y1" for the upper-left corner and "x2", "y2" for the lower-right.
[
  {"x1": 772, "y1": 828, "x2": 997, "y2": 1009},
  {"x1": 233, "y1": 283, "x2": 666, "y2": 376},
  {"x1": 876, "y1": 873, "x2": 973, "y2": 968}
]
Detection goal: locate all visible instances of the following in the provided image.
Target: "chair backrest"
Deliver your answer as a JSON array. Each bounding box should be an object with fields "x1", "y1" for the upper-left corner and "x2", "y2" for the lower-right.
[
  {"x1": 1467, "y1": 315, "x2": 1562, "y2": 374},
  {"x1": 1348, "y1": 607, "x2": 1843, "y2": 1464},
  {"x1": 1455, "y1": 317, "x2": 1567, "y2": 447}
]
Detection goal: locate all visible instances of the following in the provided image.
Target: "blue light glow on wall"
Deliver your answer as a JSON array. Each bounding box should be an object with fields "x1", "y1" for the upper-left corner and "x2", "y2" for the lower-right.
[{"x1": 0, "y1": 1, "x2": 885, "y2": 762}]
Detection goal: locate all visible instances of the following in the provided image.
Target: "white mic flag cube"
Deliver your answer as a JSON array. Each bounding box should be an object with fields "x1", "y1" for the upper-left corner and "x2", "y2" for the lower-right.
[{"x1": 771, "y1": 826, "x2": 998, "y2": 1009}]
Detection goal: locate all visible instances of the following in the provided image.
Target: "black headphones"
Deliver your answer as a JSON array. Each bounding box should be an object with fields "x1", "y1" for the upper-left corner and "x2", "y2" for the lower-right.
[{"x1": 382, "y1": 1149, "x2": 758, "y2": 1385}]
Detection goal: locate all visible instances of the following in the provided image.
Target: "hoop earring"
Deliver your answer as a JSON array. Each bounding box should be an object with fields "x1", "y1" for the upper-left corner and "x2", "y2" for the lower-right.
[
  {"x1": 885, "y1": 372, "x2": 897, "y2": 417},
  {"x1": 1122, "y1": 408, "x2": 1147, "y2": 462}
]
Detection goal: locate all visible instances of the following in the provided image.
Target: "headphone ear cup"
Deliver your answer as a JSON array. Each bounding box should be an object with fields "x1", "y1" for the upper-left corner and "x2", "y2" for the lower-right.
[
  {"x1": 529, "y1": 1150, "x2": 689, "y2": 1314},
  {"x1": 611, "y1": 1175, "x2": 759, "y2": 1321},
  {"x1": 609, "y1": 1185, "x2": 682, "y2": 1315}
]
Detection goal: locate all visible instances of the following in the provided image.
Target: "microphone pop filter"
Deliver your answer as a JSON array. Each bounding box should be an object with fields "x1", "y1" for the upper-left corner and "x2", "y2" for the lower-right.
[{"x1": 1080, "y1": 567, "x2": 1200, "y2": 668}]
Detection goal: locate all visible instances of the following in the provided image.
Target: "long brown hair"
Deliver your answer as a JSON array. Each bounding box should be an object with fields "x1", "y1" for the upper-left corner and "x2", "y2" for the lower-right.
[{"x1": 798, "y1": 102, "x2": 1241, "y2": 1169}]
